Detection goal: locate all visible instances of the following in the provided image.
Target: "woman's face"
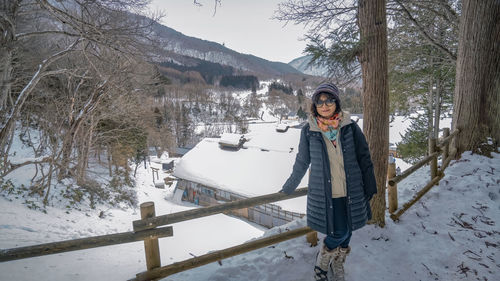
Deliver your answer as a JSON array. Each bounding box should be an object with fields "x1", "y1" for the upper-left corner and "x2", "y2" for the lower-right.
[{"x1": 315, "y1": 93, "x2": 336, "y2": 118}]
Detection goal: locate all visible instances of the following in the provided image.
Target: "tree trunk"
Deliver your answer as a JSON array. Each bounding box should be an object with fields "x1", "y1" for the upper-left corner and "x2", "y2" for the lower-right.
[
  {"x1": 0, "y1": 1, "x2": 17, "y2": 111},
  {"x1": 428, "y1": 75, "x2": 434, "y2": 141},
  {"x1": 0, "y1": 50, "x2": 13, "y2": 111},
  {"x1": 59, "y1": 128, "x2": 76, "y2": 180},
  {"x1": 434, "y1": 80, "x2": 441, "y2": 139},
  {"x1": 107, "y1": 147, "x2": 113, "y2": 177},
  {"x1": 358, "y1": 0, "x2": 389, "y2": 227},
  {"x1": 77, "y1": 118, "x2": 94, "y2": 183},
  {"x1": 0, "y1": 1, "x2": 18, "y2": 156},
  {"x1": 452, "y1": 0, "x2": 500, "y2": 155}
]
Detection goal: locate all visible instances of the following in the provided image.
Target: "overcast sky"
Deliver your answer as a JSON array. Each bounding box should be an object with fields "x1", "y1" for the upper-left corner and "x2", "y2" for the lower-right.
[{"x1": 148, "y1": 0, "x2": 309, "y2": 63}]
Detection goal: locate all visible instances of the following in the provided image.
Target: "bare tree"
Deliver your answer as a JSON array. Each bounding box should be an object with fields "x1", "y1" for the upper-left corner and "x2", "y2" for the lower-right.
[
  {"x1": 0, "y1": 0, "x2": 159, "y2": 162},
  {"x1": 0, "y1": 1, "x2": 166, "y2": 206}
]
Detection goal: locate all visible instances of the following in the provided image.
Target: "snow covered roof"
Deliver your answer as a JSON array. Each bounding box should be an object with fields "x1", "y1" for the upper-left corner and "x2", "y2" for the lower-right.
[
  {"x1": 173, "y1": 122, "x2": 308, "y2": 213},
  {"x1": 275, "y1": 123, "x2": 289, "y2": 132},
  {"x1": 219, "y1": 133, "x2": 245, "y2": 148}
]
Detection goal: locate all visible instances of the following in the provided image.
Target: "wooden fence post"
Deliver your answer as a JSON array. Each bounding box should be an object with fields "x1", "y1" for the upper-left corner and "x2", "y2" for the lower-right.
[
  {"x1": 151, "y1": 167, "x2": 159, "y2": 181},
  {"x1": 306, "y1": 231, "x2": 318, "y2": 247},
  {"x1": 140, "y1": 202, "x2": 161, "y2": 271},
  {"x1": 429, "y1": 138, "x2": 438, "y2": 180},
  {"x1": 442, "y1": 128, "x2": 450, "y2": 161},
  {"x1": 387, "y1": 162, "x2": 398, "y2": 213}
]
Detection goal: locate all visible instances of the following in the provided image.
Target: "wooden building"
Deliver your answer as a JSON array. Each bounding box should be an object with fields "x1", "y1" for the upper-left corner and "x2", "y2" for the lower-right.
[
  {"x1": 176, "y1": 179, "x2": 303, "y2": 228},
  {"x1": 173, "y1": 122, "x2": 307, "y2": 229}
]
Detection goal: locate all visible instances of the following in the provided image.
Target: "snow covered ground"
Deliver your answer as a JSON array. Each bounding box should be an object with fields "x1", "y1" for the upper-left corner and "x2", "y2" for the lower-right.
[
  {"x1": 159, "y1": 151, "x2": 500, "y2": 281},
  {"x1": 0, "y1": 157, "x2": 265, "y2": 281},
  {"x1": 2, "y1": 112, "x2": 496, "y2": 281}
]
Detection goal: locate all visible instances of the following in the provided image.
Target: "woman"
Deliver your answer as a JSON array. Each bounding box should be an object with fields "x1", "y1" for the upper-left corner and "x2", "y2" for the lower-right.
[{"x1": 281, "y1": 82, "x2": 377, "y2": 281}]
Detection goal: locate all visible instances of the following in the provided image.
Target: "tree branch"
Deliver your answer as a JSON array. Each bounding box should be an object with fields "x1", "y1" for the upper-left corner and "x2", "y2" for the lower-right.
[
  {"x1": 0, "y1": 38, "x2": 81, "y2": 147},
  {"x1": 2, "y1": 156, "x2": 53, "y2": 178},
  {"x1": 394, "y1": 0, "x2": 457, "y2": 61},
  {"x1": 16, "y1": 30, "x2": 81, "y2": 40}
]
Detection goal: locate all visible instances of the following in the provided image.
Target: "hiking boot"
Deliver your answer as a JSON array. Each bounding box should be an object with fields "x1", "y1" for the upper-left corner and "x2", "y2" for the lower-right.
[
  {"x1": 330, "y1": 246, "x2": 350, "y2": 281},
  {"x1": 314, "y1": 245, "x2": 335, "y2": 281}
]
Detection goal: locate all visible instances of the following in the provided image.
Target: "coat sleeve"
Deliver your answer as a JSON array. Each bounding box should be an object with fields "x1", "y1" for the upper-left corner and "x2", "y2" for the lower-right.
[
  {"x1": 281, "y1": 125, "x2": 311, "y2": 195},
  {"x1": 352, "y1": 123, "x2": 377, "y2": 200}
]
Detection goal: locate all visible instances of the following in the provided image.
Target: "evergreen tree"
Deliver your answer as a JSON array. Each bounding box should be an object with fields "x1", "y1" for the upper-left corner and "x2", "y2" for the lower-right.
[
  {"x1": 219, "y1": 75, "x2": 258, "y2": 90},
  {"x1": 297, "y1": 88, "x2": 304, "y2": 104},
  {"x1": 297, "y1": 106, "x2": 307, "y2": 120},
  {"x1": 268, "y1": 81, "x2": 293, "y2": 95},
  {"x1": 388, "y1": 0, "x2": 457, "y2": 119},
  {"x1": 247, "y1": 92, "x2": 261, "y2": 118},
  {"x1": 153, "y1": 107, "x2": 163, "y2": 128},
  {"x1": 397, "y1": 113, "x2": 430, "y2": 164},
  {"x1": 179, "y1": 103, "x2": 193, "y2": 147}
]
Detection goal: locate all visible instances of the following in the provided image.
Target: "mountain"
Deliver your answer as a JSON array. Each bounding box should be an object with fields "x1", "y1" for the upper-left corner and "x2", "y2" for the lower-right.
[
  {"x1": 152, "y1": 23, "x2": 302, "y2": 77},
  {"x1": 288, "y1": 55, "x2": 328, "y2": 77}
]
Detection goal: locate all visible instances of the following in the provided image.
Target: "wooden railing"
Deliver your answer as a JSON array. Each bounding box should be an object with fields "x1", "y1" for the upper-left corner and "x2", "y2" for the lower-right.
[
  {"x1": 0, "y1": 188, "x2": 314, "y2": 281},
  {"x1": 388, "y1": 127, "x2": 460, "y2": 221}
]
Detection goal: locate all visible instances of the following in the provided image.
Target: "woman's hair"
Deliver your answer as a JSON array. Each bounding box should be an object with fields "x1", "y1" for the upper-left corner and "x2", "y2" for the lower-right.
[{"x1": 310, "y1": 92, "x2": 342, "y2": 117}]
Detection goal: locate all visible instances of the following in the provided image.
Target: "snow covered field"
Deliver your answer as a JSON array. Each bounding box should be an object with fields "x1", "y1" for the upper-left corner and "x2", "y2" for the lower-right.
[{"x1": 2, "y1": 113, "x2": 498, "y2": 281}]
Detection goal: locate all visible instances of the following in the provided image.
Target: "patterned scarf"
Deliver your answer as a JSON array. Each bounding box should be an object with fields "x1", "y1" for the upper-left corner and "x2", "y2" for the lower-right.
[{"x1": 316, "y1": 113, "x2": 342, "y2": 147}]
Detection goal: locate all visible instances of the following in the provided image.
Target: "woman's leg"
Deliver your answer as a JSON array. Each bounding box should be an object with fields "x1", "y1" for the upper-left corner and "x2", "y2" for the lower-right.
[
  {"x1": 314, "y1": 197, "x2": 352, "y2": 281},
  {"x1": 324, "y1": 197, "x2": 352, "y2": 250},
  {"x1": 326, "y1": 197, "x2": 351, "y2": 281}
]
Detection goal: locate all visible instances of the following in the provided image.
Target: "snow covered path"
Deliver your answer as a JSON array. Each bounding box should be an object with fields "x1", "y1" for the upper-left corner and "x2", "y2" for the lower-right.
[{"x1": 163, "y1": 152, "x2": 500, "y2": 281}]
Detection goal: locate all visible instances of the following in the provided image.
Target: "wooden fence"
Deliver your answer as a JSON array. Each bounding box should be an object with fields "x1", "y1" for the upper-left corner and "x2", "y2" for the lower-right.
[
  {"x1": 0, "y1": 127, "x2": 460, "y2": 280},
  {"x1": 388, "y1": 127, "x2": 460, "y2": 221},
  {"x1": 0, "y1": 188, "x2": 314, "y2": 281}
]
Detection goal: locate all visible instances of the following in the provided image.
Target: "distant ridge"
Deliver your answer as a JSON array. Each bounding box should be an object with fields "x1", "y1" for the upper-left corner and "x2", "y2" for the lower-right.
[
  {"x1": 152, "y1": 23, "x2": 302, "y2": 77},
  {"x1": 288, "y1": 55, "x2": 328, "y2": 77}
]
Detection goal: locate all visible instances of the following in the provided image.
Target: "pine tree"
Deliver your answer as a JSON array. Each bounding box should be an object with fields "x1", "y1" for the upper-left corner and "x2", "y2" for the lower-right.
[
  {"x1": 397, "y1": 113, "x2": 430, "y2": 164},
  {"x1": 179, "y1": 103, "x2": 192, "y2": 147},
  {"x1": 297, "y1": 88, "x2": 304, "y2": 104},
  {"x1": 297, "y1": 106, "x2": 307, "y2": 120}
]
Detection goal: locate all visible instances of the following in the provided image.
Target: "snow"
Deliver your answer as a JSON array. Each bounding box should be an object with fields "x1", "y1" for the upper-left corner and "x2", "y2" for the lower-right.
[
  {"x1": 156, "y1": 152, "x2": 500, "y2": 281},
  {"x1": 173, "y1": 114, "x2": 448, "y2": 211},
  {"x1": 219, "y1": 132, "x2": 243, "y2": 147},
  {"x1": 2, "y1": 116, "x2": 498, "y2": 281},
  {"x1": 0, "y1": 157, "x2": 264, "y2": 281},
  {"x1": 276, "y1": 123, "x2": 289, "y2": 131},
  {"x1": 389, "y1": 114, "x2": 452, "y2": 145},
  {"x1": 173, "y1": 122, "x2": 308, "y2": 213}
]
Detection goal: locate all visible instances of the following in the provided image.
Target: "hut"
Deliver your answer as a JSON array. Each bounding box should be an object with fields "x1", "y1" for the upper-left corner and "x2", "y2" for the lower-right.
[{"x1": 173, "y1": 122, "x2": 307, "y2": 228}]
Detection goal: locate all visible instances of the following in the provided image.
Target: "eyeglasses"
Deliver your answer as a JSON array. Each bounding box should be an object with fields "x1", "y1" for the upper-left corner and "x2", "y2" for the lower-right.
[{"x1": 315, "y1": 98, "x2": 336, "y2": 107}]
